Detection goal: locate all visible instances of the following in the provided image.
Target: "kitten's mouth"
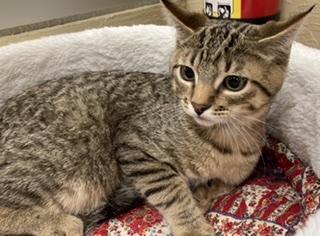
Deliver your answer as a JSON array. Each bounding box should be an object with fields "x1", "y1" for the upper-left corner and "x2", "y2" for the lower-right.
[
  {"x1": 181, "y1": 102, "x2": 227, "y2": 127},
  {"x1": 193, "y1": 116, "x2": 217, "y2": 127},
  {"x1": 192, "y1": 115, "x2": 229, "y2": 127}
]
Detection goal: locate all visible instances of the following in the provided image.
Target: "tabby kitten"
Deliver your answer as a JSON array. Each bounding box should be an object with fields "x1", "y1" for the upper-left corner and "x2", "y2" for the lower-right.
[{"x1": 0, "y1": 1, "x2": 312, "y2": 235}]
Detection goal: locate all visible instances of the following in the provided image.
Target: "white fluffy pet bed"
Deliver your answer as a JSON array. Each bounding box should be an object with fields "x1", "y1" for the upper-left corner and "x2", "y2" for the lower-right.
[{"x1": 0, "y1": 25, "x2": 319, "y2": 235}]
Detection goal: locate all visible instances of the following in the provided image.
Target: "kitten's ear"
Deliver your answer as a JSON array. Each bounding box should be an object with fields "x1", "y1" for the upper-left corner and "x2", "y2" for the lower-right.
[
  {"x1": 161, "y1": 0, "x2": 209, "y2": 40},
  {"x1": 256, "y1": 5, "x2": 315, "y2": 55}
]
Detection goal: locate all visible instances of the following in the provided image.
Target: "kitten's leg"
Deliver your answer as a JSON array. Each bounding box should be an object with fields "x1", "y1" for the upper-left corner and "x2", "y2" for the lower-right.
[
  {"x1": 0, "y1": 206, "x2": 83, "y2": 236},
  {"x1": 193, "y1": 180, "x2": 234, "y2": 214},
  {"x1": 118, "y1": 147, "x2": 213, "y2": 236}
]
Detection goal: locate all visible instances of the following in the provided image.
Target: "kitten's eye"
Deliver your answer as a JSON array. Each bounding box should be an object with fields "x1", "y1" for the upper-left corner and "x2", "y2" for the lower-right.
[
  {"x1": 224, "y1": 76, "x2": 247, "y2": 92},
  {"x1": 180, "y1": 66, "x2": 195, "y2": 82}
]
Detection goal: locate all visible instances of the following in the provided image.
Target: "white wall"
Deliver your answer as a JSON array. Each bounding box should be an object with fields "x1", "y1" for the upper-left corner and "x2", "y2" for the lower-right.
[{"x1": 0, "y1": 0, "x2": 158, "y2": 30}]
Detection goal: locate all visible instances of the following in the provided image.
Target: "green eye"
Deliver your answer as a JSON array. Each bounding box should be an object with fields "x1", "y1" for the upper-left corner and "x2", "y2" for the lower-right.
[
  {"x1": 224, "y1": 76, "x2": 247, "y2": 91},
  {"x1": 180, "y1": 66, "x2": 195, "y2": 82}
]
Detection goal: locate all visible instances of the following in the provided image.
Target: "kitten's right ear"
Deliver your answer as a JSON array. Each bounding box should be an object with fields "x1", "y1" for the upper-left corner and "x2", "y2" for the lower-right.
[
  {"x1": 256, "y1": 5, "x2": 315, "y2": 55},
  {"x1": 161, "y1": 0, "x2": 208, "y2": 40}
]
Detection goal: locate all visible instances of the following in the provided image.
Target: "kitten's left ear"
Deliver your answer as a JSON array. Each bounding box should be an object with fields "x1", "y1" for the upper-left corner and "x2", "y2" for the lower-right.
[
  {"x1": 256, "y1": 5, "x2": 315, "y2": 55},
  {"x1": 160, "y1": 0, "x2": 209, "y2": 40}
]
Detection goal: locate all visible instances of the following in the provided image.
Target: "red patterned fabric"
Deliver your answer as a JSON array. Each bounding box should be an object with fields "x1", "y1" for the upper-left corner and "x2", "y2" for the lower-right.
[{"x1": 93, "y1": 138, "x2": 320, "y2": 235}]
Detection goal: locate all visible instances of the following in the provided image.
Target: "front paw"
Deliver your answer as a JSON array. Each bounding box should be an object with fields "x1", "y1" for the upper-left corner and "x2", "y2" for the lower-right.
[
  {"x1": 41, "y1": 214, "x2": 84, "y2": 236},
  {"x1": 174, "y1": 222, "x2": 213, "y2": 236},
  {"x1": 193, "y1": 180, "x2": 234, "y2": 214}
]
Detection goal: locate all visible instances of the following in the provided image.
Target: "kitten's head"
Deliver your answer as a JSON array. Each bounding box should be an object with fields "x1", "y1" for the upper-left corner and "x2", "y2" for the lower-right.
[{"x1": 162, "y1": 0, "x2": 313, "y2": 127}]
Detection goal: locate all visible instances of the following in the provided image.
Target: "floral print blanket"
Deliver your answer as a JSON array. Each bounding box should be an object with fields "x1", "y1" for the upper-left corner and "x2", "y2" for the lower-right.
[{"x1": 93, "y1": 138, "x2": 320, "y2": 236}]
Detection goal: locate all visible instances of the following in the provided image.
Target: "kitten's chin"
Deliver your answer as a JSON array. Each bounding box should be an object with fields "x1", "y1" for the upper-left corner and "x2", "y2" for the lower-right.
[{"x1": 193, "y1": 116, "x2": 219, "y2": 127}]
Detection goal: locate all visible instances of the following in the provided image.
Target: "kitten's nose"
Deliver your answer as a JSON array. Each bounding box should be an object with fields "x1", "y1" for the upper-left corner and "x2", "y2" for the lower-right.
[{"x1": 191, "y1": 102, "x2": 211, "y2": 116}]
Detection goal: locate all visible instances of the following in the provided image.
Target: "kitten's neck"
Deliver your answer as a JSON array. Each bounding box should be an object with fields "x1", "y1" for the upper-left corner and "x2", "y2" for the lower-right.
[{"x1": 188, "y1": 118, "x2": 267, "y2": 155}]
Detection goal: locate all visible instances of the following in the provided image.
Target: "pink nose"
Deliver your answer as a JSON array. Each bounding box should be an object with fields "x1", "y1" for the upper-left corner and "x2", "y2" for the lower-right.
[{"x1": 191, "y1": 102, "x2": 211, "y2": 116}]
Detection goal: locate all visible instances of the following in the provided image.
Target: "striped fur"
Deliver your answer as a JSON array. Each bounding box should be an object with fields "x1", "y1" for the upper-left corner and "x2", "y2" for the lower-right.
[{"x1": 0, "y1": 1, "x2": 312, "y2": 236}]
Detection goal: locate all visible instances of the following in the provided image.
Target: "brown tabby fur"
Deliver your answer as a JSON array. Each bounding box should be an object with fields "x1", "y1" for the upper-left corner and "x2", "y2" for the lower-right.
[{"x1": 0, "y1": 1, "x2": 313, "y2": 235}]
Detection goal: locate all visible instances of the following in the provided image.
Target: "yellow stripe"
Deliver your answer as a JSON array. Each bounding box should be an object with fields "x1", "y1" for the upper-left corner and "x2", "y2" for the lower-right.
[
  {"x1": 205, "y1": 0, "x2": 242, "y2": 19},
  {"x1": 232, "y1": 0, "x2": 242, "y2": 19}
]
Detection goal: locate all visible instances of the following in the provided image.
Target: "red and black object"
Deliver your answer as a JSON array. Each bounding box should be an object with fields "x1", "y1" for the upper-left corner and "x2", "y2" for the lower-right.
[
  {"x1": 241, "y1": 0, "x2": 281, "y2": 23},
  {"x1": 204, "y1": 0, "x2": 282, "y2": 24}
]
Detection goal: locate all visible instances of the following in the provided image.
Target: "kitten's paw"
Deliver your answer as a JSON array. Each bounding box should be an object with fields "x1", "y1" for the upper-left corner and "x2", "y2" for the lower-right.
[
  {"x1": 193, "y1": 185, "x2": 214, "y2": 214},
  {"x1": 42, "y1": 214, "x2": 84, "y2": 236},
  {"x1": 194, "y1": 180, "x2": 234, "y2": 214},
  {"x1": 174, "y1": 222, "x2": 213, "y2": 236},
  {"x1": 58, "y1": 215, "x2": 84, "y2": 236}
]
